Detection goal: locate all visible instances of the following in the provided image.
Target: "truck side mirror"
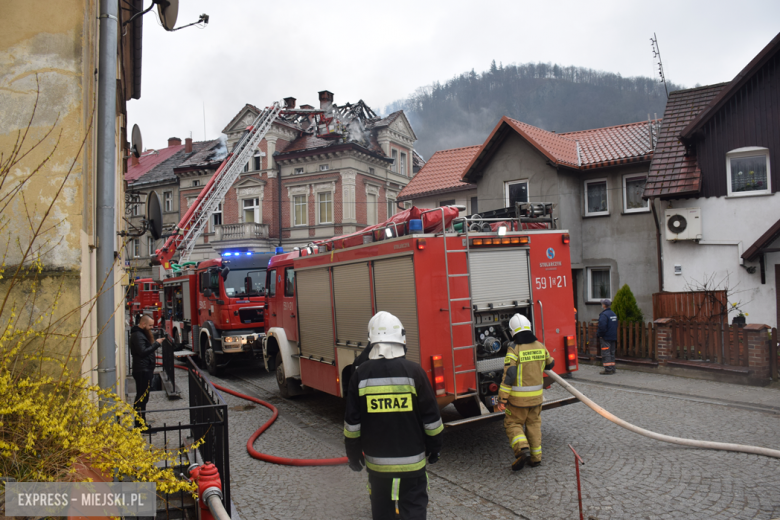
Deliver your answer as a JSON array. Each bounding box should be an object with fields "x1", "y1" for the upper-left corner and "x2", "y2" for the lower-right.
[
  {"x1": 203, "y1": 288, "x2": 213, "y2": 298},
  {"x1": 221, "y1": 266, "x2": 230, "y2": 281}
]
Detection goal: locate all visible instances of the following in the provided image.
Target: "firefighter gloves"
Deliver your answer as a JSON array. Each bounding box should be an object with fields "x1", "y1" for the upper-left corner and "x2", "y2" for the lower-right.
[
  {"x1": 349, "y1": 454, "x2": 365, "y2": 472},
  {"x1": 427, "y1": 453, "x2": 440, "y2": 465}
]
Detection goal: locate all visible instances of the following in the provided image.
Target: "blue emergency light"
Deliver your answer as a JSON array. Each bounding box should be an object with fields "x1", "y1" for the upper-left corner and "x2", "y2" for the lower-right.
[
  {"x1": 409, "y1": 219, "x2": 423, "y2": 232},
  {"x1": 275, "y1": 247, "x2": 284, "y2": 254},
  {"x1": 223, "y1": 252, "x2": 232, "y2": 256}
]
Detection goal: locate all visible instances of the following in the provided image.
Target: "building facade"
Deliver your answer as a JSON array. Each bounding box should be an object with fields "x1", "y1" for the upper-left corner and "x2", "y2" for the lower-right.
[{"x1": 645, "y1": 32, "x2": 780, "y2": 328}]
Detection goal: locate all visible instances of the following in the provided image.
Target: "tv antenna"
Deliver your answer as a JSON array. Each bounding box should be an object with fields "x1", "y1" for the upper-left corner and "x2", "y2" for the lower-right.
[{"x1": 650, "y1": 33, "x2": 669, "y2": 99}]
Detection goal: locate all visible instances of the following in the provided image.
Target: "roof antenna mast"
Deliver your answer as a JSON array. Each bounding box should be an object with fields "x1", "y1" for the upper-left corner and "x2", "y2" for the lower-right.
[{"x1": 650, "y1": 33, "x2": 669, "y2": 99}]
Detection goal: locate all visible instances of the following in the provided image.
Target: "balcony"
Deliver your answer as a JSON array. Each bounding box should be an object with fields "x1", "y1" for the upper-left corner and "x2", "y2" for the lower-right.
[{"x1": 212, "y1": 222, "x2": 271, "y2": 251}]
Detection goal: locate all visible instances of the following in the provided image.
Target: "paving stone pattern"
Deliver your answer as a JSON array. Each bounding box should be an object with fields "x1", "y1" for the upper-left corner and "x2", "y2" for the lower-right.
[{"x1": 141, "y1": 363, "x2": 780, "y2": 519}]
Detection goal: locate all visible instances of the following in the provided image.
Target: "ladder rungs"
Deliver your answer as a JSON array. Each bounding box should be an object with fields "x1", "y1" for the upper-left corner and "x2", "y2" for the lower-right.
[
  {"x1": 451, "y1": 321, "x2": 473, "y2": 326},
  {"x1": 454, "y1": 345, "x2": 476, "y2": 351},
  {"x1": 455, "y1": 369, "x2": 476, "y2": 375},
  {"x1": 448, "y1": 274, "x2": 469, "y2": 278}
]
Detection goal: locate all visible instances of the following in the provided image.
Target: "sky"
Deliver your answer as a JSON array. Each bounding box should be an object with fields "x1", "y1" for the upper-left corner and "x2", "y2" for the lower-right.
[{"x1": 129, "y1": 0, "x2": 780, "y2": 150}]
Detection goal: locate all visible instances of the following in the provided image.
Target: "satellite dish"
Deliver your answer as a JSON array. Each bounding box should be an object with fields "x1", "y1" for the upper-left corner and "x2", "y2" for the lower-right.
[
  {"x1": 130, "y1": 124, "x2": 143, "y2": 158},
  {"x1": 146, "y1": 191, "x2": 163, "y2": 240},
  {"x1": 667, "y1": 214, "x2": 687, "y2": 234},
  {"x1": 157, "y1": 0, "x2": 179, "y2": 31}
]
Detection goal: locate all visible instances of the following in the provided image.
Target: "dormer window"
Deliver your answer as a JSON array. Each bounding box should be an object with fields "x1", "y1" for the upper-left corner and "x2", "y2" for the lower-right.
[{"x1": 727, "y1": 147, "x2": 771, "y2": 196}]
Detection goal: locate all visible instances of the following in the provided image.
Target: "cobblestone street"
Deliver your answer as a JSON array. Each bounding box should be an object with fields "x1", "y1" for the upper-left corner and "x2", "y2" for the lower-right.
[{"x1": 143, "y1": 363, "x2": 780, "y2": 519}]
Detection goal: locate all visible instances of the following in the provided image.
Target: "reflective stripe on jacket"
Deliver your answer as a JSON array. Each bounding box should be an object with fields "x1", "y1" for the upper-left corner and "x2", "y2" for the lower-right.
[
  {"x1": 498, "y1": 340, "x2": 553, "y2": 407},
  {"x1": 344, "y1": 357, "x2": 443, "y2": 478}
]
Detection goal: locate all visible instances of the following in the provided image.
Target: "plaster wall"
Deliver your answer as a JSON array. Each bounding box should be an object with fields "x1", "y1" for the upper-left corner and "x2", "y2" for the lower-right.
[{"x1": 662, "y1": 194, "x2": 780, "y2": 328}]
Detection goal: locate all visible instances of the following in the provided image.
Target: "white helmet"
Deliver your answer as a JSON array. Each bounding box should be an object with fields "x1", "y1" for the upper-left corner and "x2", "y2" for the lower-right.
[
  {"x1": 509, "y1": 313, "x2": 532, "y2": 335},
  {"x1": 368, "y1": 311, "x2": 406, "y2": 345}
]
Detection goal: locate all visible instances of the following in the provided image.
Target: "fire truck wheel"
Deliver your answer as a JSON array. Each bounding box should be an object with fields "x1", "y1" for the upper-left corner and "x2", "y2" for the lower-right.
[
  {"x1": 204, "y1": 341, "x2": 220, "y2": 376},
  {"x1": 453, "y1": 396, "x2": 482, "y2": 418},
  {"x1": 275, "y1": 352, "x2": 301, "y2": 399}
]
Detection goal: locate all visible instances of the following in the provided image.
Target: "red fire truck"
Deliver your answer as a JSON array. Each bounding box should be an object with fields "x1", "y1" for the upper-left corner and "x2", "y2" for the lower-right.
[
  {"x1": 262, "y1": 204, "x2": 579, "y2": 421},
  {"x1": 160, "y1": 253, "x2": 273, "y2": 374},
  {"x1": 126, "y1": 278, "x2": 161, "y2": 326}
]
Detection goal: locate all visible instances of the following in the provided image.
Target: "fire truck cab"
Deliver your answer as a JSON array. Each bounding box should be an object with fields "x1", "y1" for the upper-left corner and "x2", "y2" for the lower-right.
[
  {"x1": 263, "y1": 205, "x2": 579, "y2": 420},
  {"x1": 160, "y1": 253, "x2": 273, "y2": 374},
  {"x1": 126, "y1": 277, "x2": 161, "y2": 327}
]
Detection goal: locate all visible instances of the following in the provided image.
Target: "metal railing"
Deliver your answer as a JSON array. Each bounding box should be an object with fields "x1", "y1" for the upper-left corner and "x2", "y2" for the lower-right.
[
  {"x1": 214, "y1": 222, "x2": 269, "y2": 242},
  {"x1": 161, "y1": 337, "x2": 176, "y2": 394}
]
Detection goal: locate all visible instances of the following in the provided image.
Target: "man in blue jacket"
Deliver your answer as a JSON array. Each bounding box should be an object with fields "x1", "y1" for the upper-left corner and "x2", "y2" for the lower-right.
[{"x1": 597, "y1": 298, "x2": 618, "y2": 375}]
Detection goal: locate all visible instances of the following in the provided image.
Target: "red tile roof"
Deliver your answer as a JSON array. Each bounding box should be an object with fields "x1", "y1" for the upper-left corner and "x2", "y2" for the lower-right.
[
  {"x1": 462, "y1": 116, "x2": 660, "y2": 183},
  {"x1": 644, "y1": 84, "x2": 726, "y2": 198},
  {"x1": 125, "y1": 144, "x2": 184, "y2": 183},
  {"x1": 397, "y1": 146, "x2": 480, "y2": 201}
]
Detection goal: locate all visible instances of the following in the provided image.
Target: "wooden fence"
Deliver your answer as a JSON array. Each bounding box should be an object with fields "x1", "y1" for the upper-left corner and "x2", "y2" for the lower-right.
[
  {"x1": 669, "y1": 321, "x2": 747, "y2": 366},
  {"x1": 576, "y1": 321, "x2": 656, "y2": 360},
  {"x1": 652, "y1": 291, "x2": 728, "y2": 322}
]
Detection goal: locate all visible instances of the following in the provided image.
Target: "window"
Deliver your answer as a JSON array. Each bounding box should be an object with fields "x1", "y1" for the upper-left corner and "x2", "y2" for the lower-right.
[
  {"x1": 366, "y1": 193, "x2": 378, "y2": 225},
  {"x1": 439, "y1": 200, "x2": 455, "y2": 206},
  {"x1": 319, "y1": 164, "x2": 329, "y2": 171},
  {"x1": 471, "y1": 196, "x2": 478, "y2": 214},
  {"x1": 243, "y1": 161, "x2": 249, "y2": 173},
  {"x1": 317, "y1": 191, "x2": 333, "y2": 224},
  {"x1": 587, "y1": 267, "x2": 611, "y2": 302},
  {"x1": 505, "y1": 180, "x2": 528, "y2": 207},
  {"x1": 132, "y1": 239, "x2": 140, "y2": 258},
  {"x1": 387, "y1": 198, "x2": 396, "y2": 218},
  {"x1": 584, "y1": 178, "x2": 608, "y2": 216},
  {"x1": 192, "y1": 179, "x2": 200, "y2": 187},
  {"x1": 284, "y1": 268, "x2": 295, "y2": 297},
  {"x1": 391, "y1": 150, "x2": 398, "y2": 173},
  {"x1": 726, "y1": 147, "x2": 771, "y2": 196},
  {"x1": 253, "y1": 152, "x2": 262, "y2": 171},
  {"x1": 147, "y1": 237, "x2": 154, "y2": 257},
  {"x1": 369, "y1": 167, "x2": 375, "y2": 175},
  {"x1": 623, "y1": 175, "x2": 649, "y2": 213},
  {"x1": 400, "y1": 153, "x2": 407, "y2": 176},
  {"x1": 131, "y1": 201, "x2": 139, "y2": 216},
  {"x1": 242, "y1": 198, "x2": 260, "y2": 224},
  {"x1": 267, "y1": 269, "x2": 276, "y2": 297},
  {"x1": 294, "y1": 167, "x2": 304, "y2": 175},
  {"x1": 293, "y1": 194, "x2": 307, "y2": 226},
  {"x1": 164, "y1": 191, "x2": 173, "y2": 212},
  {"x1": 212, "y1": 202, "x2": 223, "y2": 229}
]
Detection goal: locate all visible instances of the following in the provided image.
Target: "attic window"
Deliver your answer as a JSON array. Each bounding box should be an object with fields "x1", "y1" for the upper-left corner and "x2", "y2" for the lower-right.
[
  {"x1": 192, "y1": 179, "x2": 201, "y2": 187},
  {"x1": 727, "y1": 147, "x2": 771, "y2": 196},
  {"x1": 320, "y1": 164, "x2": 329, "y2": 171},
  {"x1": 294, "y1": 167, "x2": 304, "y2": 175}
]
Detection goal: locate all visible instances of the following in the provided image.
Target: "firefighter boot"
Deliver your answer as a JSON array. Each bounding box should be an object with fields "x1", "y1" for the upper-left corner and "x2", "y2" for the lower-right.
[{"x1": 512, "y1": 448, "x2": 530, "y2": 471}]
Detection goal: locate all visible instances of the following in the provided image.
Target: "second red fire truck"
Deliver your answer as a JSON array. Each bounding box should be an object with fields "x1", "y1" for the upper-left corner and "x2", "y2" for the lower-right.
[{"x1": 262, "y1": 204, "x2": 579, "y2": 421}]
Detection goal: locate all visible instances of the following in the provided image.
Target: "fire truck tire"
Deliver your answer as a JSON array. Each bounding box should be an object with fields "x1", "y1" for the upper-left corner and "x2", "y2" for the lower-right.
[
  {"x1": 275, "y1": 352, "x2": 301, "y2": 399},
  {"x1": 453, "y1": 396, "x2": 482, "y2": 418},
  {"x1": 205, "y1": 347, "x2": 220, "y2": 376}
]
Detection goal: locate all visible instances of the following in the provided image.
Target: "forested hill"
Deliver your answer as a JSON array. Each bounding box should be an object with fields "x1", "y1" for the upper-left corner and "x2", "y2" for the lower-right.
[{"x1": 386, "y1": 61, "x2": 683, "y2": 161}]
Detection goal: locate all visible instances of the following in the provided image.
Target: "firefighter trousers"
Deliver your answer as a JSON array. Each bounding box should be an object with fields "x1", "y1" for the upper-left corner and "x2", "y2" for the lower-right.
[
  {"x1": 600, "y1": 338, "x2": 616, "y2": 371},
  {"x1": 367, "y1": 474, "x2": 428, "y2": 520},
  {"x1": 504, "y1": 403, "x2": 543, "y2": 463}
]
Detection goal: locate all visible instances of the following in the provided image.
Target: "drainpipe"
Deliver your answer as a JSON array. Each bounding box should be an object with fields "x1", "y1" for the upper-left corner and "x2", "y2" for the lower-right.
[
  {"x1": 275, "y1": 153, "x2": 282, "y2": 248},
  {"x1": 96, "y1": 0, "x2": 119, "y2": 398},
  {"x1": 650, "y1": 198, "x2": 664, "y2": 292}
]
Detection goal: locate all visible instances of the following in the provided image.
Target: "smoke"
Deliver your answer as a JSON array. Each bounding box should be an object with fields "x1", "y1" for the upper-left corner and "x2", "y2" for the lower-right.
[
  {"x1": 346, "y1": 117, "x2": 370, "y2": 146},
  {"x1": 212, "y1": 134, "x2": 228, "y2": 161}
]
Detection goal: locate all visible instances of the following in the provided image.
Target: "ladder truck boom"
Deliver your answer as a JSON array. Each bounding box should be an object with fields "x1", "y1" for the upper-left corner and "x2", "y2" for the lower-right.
[{"x1": 152, "y1": 101, "x2": 285, "y2": 267}]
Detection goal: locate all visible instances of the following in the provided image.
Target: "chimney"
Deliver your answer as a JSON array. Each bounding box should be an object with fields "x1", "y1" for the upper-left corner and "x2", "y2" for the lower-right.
[
  {"x1": 318, "y1": 90, "x2": 334, "y2": 112},
  {"x1": 284, "y1": 97, "x2": 297, "y2": 109},
  {"x1": 185, "y1": 137, "x2": 193, "y2": 153},
  {"x1": 168, "y1": 137, "x2": 182, "y2": 147}
]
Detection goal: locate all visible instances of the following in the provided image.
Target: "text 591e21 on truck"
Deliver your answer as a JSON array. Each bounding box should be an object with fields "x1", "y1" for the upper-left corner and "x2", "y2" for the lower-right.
[
  {"x1": 160, "y1": 253, "x2": 273, "y2": 374},
  {"x1": 263, "y1": 204, "x2": 579, "y2": 421}
]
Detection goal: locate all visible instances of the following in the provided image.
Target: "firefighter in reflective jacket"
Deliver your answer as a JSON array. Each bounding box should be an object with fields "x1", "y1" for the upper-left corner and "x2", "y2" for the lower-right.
[
  {"x1": 495, "y1": 313, "x2": 554, "y2": 471},
  {"x1": 344, "y1": 311, "x2": 443, "y2": 520}
]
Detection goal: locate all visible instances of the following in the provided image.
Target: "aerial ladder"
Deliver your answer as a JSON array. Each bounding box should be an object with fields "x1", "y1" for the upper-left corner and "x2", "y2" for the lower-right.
[{"x1": 151, "y1": 100, "x2": 323, "y2": 268}]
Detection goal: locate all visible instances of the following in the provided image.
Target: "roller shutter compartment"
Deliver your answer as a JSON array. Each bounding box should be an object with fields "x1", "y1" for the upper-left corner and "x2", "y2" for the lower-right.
[
  {"x1": 372, "y1": 256, "x2": 420, "y2": 364},
  {"x1": 332, "y1": 263, "x2": 373, "y2": 348},
  {"x1": 297, "y1": 268, "x2": 335, "y2": 362},
  {"x1": 469, "y1": 248, "x2": 530, "y2": 310}
]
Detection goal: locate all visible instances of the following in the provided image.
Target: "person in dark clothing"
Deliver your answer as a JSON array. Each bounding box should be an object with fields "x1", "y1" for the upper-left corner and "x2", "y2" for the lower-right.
[
  {"x1": 129, "y1": 314, "x2": 164, "y2": 428},
  {"x1": 597, "y1": 298, "x2": 618, "y2": 375},
  {"x1": 345, "y1": 311, "x2": 443, "y2": 520}
]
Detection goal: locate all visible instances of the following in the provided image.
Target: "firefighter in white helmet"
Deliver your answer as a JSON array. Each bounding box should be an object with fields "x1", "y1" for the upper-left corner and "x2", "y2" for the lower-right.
[
  {"x1": 344, "y1": 311, "x2": 443, "y2": 520},
  {"x1": 495, "y1": 313, "x2": 555, "y2": 471}
]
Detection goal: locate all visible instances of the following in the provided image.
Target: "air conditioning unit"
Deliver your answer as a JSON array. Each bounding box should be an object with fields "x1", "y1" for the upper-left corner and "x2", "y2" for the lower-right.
[{"x1": 664, "y1": 208, "x2": 702, "y2": 241}]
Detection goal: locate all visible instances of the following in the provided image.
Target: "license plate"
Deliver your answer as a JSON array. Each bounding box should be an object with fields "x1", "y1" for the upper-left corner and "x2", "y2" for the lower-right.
[{"x1": 486, "y1": 395, "x2": 500, "y2": 407}]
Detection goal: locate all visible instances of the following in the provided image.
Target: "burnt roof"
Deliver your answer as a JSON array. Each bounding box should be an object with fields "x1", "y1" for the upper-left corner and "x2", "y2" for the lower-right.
[{"x1": 130, "y1": 140, "x2": 220, "y2": 186}]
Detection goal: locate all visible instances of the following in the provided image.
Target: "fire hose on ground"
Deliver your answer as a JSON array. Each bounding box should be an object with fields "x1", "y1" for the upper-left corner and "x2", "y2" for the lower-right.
[{"x1": 544, "y1": 369, "x2": 780, "y2": 459}]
